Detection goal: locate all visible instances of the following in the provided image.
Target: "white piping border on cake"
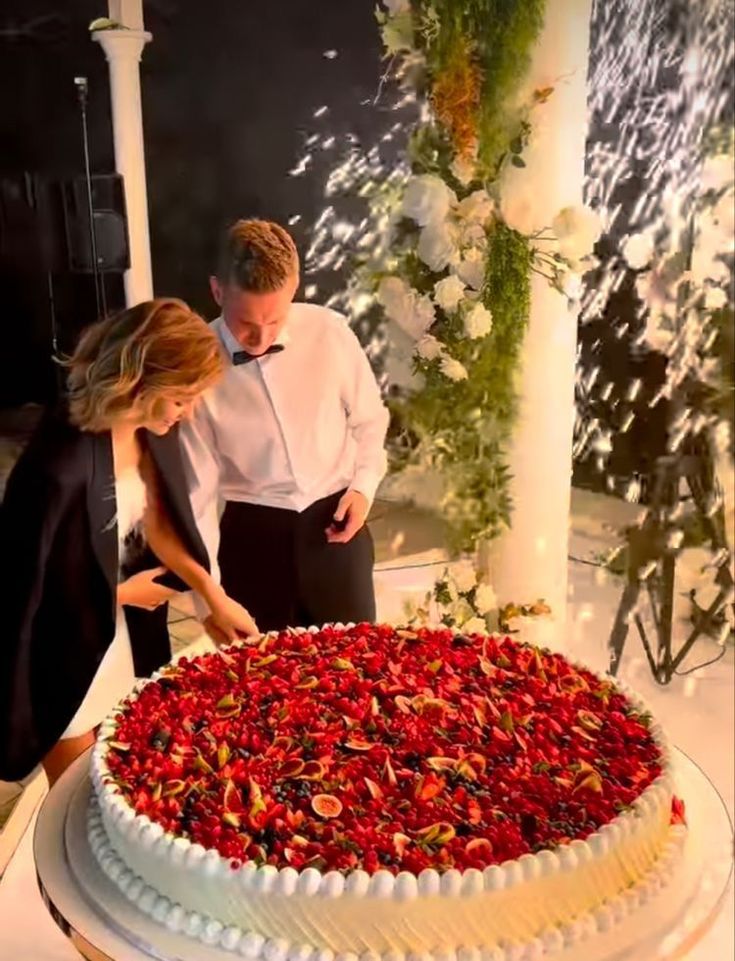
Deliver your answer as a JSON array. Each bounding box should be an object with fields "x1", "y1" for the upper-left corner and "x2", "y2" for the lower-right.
[
  {"x1": 87, "y1": 795, "x2": 687, "y2": 961},
  {"x1": 89, "y1": 623, "x2": 682, "y2": 958}
]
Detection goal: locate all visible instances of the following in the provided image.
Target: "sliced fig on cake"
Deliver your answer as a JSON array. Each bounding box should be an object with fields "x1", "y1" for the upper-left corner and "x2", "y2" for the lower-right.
[
  {"x1": 311, "y1": 794, "x2": 343, "y2": 819},
  {"x1": 465, "y1": 837, "x2": 493, "y2": 857},
  {"x1": 279, "y1": 758, "x2": 306, "y2": 778},
  {"x1": 297, "y1": 760, "x2": 326, "y2": 781}
]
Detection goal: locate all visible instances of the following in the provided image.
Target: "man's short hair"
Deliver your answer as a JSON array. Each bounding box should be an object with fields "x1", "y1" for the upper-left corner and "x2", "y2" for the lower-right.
[{"x1": 216, "y1": 219, "x2": 299, "y2": 292}]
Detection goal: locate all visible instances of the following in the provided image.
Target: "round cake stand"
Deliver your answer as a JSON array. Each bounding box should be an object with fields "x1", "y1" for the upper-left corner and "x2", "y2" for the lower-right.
[{"x1": 34, "y1": 748, "x2": 733, "y2": 961}]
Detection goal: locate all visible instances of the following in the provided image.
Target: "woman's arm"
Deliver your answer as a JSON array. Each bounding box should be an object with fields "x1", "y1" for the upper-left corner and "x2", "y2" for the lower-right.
[
  {"x1": 140, "y1": 454, "x2": 258, "y2": 640},
  {"x1": 141, "y1": 452, "x2": 217, "y2": 601}
]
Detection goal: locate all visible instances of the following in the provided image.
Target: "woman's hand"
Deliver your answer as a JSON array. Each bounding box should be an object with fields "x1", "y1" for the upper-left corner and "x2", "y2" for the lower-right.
[
  {"x1": 118, "y1": 567, "x2": 176, "y2": 611},
  {"x1": 203, "y1": 591, "x2": 260, "y2": 645}
]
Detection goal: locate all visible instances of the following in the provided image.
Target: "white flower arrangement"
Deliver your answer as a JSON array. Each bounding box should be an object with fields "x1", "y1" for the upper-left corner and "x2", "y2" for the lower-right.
[
  {"x1": 415, "y1": 334, "x2": 445, "y2": 361},
  {"x1": 622, "y1": 231, "x2": 656, "y2": 270},
  {"x1": 463, "y1": 302, "x2": 494, "y2": 339},
  {"x1": 560, "y1": 270, "x2": 584, "y2": 302},
  {"x1": 630, "y1": 140, "x2": 733, "y2": 359},
  {"x1": 403, "y1": 562, "x2": 551, "y2": 635},
  {"x1": 452, "y1": 559, "x2": 477, "y2": 593},
  {"x1": 417, "y1": 220, "x2": 460, "y2": 271},
  {"x1": 454, "y1": 247, "x2": 486, "y2": 290},
  {"x1": 369, "y1": 2, "x2": 599, "y2": 552},
  {"x1": 433, "y1": 275, "x2": 467, "y2": 312},
  {"x1": 456, "y1": 189, "x2": 495, "y2": 225},
  {"x1": 383, "y1": 0, "x2": 410, "y2": 13},
  {"x1": 439, "y1": 355, "x2": 469, "y2": 381},
  {"x1": 401, "y1": 174, "x2": 457, "y2": 226},
  {"x1": 497, "y1": 201, "x2": 604, "y2": 304},
  {"x1": 551, "y1": 205, "x2": 603, "y2": 261},
  {"x1": 377, "y1": 276, "x2": 435, "y2": 340}
]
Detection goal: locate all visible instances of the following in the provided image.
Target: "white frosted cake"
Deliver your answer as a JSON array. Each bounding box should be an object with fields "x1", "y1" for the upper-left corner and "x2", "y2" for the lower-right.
[{"x1": 88, "y1": 624, "x2": 687, "y2": 959}]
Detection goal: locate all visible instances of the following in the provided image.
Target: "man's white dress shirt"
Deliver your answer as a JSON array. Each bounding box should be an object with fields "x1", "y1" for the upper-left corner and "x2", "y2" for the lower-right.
[{"x1": 179, "y1": 302, "x2": 389, "y2": 593}]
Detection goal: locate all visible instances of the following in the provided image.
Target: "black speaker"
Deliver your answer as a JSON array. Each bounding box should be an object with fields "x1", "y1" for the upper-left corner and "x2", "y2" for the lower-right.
[{"x1": 62, "y1": 173, "x2": 130, "y2": 274}]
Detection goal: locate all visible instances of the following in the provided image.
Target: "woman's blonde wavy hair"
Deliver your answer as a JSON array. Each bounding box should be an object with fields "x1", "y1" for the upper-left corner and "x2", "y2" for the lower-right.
[{"x1": 65, "y1": 298, "x2": 224, "y2": 431}]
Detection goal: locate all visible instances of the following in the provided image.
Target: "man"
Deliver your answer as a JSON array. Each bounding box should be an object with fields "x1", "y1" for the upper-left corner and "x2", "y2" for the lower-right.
[{"x1": 180, "y1": 219, "x2": 389, "y2": 636}]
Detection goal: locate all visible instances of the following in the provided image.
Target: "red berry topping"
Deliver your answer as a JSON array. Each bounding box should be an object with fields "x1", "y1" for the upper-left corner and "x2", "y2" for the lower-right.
[{"x1": 103, "y1": 625, "x2": 664, "y2": 874}]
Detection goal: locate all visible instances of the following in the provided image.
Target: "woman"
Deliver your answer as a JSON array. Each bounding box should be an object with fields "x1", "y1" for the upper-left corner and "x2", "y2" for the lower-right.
[{"x1": 0, "y1": 299, "x2": 258, "y2": 784}]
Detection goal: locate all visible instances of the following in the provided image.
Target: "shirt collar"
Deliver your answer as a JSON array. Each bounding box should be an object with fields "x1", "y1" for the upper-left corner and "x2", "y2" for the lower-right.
[{"x1": 215, "y1": 315, "x2": 291, "y2": 363}]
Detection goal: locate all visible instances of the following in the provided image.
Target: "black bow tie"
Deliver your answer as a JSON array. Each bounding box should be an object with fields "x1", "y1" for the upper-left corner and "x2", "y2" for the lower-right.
[{"x1": 232, "y1": 344, "x2": 285, "y2": 366}]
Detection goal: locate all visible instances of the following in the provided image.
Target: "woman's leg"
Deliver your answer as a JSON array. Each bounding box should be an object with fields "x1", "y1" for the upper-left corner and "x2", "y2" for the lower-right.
[{"x1": 41, "y1": 730, "x2": 95, "y2": 787}]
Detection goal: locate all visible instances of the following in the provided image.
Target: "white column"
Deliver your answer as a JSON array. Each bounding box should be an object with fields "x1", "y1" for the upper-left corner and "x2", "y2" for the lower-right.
[
  {"x1": 484, "y1": 1, "x2": 593, "y2": 649},
  {"x1": 94, "y1": 22, "x2": 153, "y2": 305}
]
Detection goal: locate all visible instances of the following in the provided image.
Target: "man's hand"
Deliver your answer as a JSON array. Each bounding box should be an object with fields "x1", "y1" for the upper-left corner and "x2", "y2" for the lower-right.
[
  {"x1": 118, "y1": 567, "x2": 177, "y2": 611},
  {"x1": 326, "y1": 489, "x2": 369, "y2": 544}
]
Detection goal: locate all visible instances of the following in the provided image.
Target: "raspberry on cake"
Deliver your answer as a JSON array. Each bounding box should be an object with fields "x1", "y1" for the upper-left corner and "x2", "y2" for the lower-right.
[{"x1": 88, "y1": 624, "x2": 686, "y2": 959}]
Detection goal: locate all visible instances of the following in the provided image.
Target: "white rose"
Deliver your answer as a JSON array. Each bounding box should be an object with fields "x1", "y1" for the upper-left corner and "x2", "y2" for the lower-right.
[
  {"x1": 551, "y1": 205, "x2": 603, "y2": 260},
  {"x1": 463, "y1": 617, "x2": 488, "y2": 635},
  {"x1": 433, "y1": 275, "x2": 466, "y2": 313},
  {"x1": 377, "y1": 276, "x2": 413, "y2": 323},
  {"x1": 499, "y1": 192, "x2": 538, "y2": 235},
  {"x1": 463, "y1": 302, "x2": 493, "y2": 339},
  {"x1": 560, "y1": 271, "x2": 584, "y2": 302},
  {"x1": 460, "y1": 222, "x2": 488, "y2": 249},
  {"x1": 384, "y1": 0, "x2": 410, "y2": 12},
  {"x1": 401, "y1": 175, "x2": 457, "y2": 226},
  {"x1": 439, "y1": 355, "x2": 469, "y2": 381},
  {"x1": 404, "y1": 294, "x2": 436, "y2": 339},
  {"x1": 455, "y1": 247, "x2": 486, "y2": 290},
  {"x1": 415, "y1": 334, "x2": 444, "y2": 361},
  {"x1": 450, "y1": 154, "x2": 477, "y2": 187},
  {"x1": 377, "y1": 276, "x2": 435, "y2": 340},
  {"x1": 418, "y1": 221, "x2": 460, "y2": 272},
  {"x1": 473, "y1": 583, "x2": 497, "y2": 616},
  {"x1": 456, "y1": 189, "x2": 494, "y2": 225},
  {"x1": 622, "y1": 231, "x2": 656, "y2": 269},
  {"x1": 452, "y1": 560, "x2": 477, "y2": 593},
  {"x1": 705, "y1": 285, "x2": 728, "y2": 310}
]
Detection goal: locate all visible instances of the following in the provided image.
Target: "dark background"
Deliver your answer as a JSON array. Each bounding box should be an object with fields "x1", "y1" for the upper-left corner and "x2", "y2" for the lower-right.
[{"x1": 0, "y1": 0, "x2": 386, "y2": 407}]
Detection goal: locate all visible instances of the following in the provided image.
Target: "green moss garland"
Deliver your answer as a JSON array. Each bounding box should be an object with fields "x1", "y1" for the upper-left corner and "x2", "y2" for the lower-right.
[
  {"x1": 394, "y1": 222, "x2": 532, "y2": 553},
  {"x1": 377, "y1": 0, "x2": 546, "y2": 554}
]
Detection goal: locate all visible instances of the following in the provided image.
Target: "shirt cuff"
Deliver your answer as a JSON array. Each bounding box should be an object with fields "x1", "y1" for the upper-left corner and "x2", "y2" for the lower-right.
[{"x1": 350, "y1": 470, "x2": 384, "y2": 510}]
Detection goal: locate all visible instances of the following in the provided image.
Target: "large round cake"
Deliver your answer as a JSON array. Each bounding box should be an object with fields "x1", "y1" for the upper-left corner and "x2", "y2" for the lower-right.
[{"x1": 89, "y1": 624, "x2": 686, "y2": 959}]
